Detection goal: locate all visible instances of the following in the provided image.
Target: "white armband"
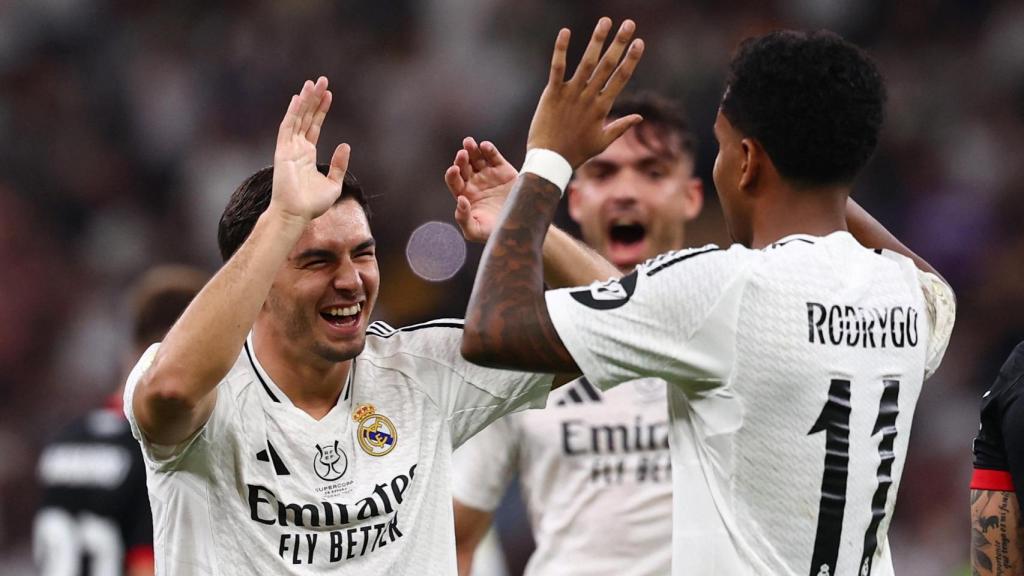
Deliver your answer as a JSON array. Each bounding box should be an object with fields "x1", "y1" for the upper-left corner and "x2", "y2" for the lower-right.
[{"x1": 521, "y1": 148, "x2": 572, "y2": 195}]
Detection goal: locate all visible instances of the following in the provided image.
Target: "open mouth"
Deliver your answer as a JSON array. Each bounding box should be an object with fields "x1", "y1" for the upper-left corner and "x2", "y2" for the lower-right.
[
  {"x1": 320, "y1": 303, "x2": 362, "y2": 328},
  {"x1": 608, "y1": 220, "x2": 647, "y2": 248}
]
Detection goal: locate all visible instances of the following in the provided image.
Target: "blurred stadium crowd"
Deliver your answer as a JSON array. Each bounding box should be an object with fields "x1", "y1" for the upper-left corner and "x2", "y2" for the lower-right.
[{"x1": 1, "y1": 1, "x2": 1022, "y2": 574}]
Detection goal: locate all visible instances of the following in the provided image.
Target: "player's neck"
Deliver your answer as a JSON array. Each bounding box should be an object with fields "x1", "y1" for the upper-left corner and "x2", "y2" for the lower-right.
[
  {"x1": 748, "y1": 185, "x2": 849, "y2": 249},
  {"x1": 252, "y1": 329, "x2": 350, "y2": 420}
]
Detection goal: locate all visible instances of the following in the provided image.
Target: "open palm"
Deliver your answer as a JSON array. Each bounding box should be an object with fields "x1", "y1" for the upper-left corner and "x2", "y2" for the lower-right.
[
  {"x1": 271, "y1": 77, "x2": 351, "y2": 223},
  {"x1": 444, "y1": 137, "x2": 518, "y2": 243}
]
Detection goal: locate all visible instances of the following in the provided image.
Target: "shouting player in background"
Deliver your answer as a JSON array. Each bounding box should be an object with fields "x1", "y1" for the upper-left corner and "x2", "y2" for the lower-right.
[
  {"x1": 34, "y1": 265, "x2": 206, "y2": 576},
  {"x1": 462, "y1": 20, "x2": 956, "y2": 576},
  {"x1": 445, "y1": 93, "x2": 702, "y2": 576}
]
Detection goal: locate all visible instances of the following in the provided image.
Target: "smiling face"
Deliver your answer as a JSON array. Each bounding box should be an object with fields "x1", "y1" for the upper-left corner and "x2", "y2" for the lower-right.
[
  {"x1": 569, "y1": 126, "x2": 702, "y2": 270},
  {"x1": 260, "y1": 198, "x2": 379, "y2": 364}
]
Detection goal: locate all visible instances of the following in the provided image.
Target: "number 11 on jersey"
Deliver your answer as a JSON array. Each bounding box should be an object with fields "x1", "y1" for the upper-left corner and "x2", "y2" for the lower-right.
[{"x1": 808, "y1": 378, "x2": 900, "y2": 576}]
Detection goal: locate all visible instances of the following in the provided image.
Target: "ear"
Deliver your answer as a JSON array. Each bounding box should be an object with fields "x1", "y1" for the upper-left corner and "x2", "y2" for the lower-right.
[
  {"x1": 681, "y1": 178, "x2": 704, "y2": 221},
  {"x1": 738, "y1": 137, "x2": 762, "y2": 193},
  {"x1": 566, "y1": 181, "x2": 583, "y2": 224}
]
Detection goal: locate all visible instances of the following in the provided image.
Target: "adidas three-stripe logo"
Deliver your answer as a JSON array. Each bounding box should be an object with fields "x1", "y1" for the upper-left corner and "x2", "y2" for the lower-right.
[
  {"x1": 256, "y1": 441, "x2": 290, "y2": 476},
  {"x1": 556, "y1": 378, "x2": 603, "y2": 406}
]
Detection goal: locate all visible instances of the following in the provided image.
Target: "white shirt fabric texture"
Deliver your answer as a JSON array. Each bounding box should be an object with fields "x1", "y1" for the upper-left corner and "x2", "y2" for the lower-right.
[
  {"x1": 123, "y1": 320, "x2": 552, "y2": 576},
  {"x1": 453, "y1": 377, "x2": 672, "y2": 576},
  {"x1": 545, "y1": 232, "x2": 956, "y2": 576}
]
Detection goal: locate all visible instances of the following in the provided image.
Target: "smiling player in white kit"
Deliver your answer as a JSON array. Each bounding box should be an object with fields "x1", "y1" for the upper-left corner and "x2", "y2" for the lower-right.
[
  {"x1": 123, "y1": 78, "x2": 563, "y2": 575},
  {"x1": 461, "y1": 20, "x2": 957, "y2": 576},
  {"x1": 445, "y1": 93, "x2": 702, "y2": 576}
]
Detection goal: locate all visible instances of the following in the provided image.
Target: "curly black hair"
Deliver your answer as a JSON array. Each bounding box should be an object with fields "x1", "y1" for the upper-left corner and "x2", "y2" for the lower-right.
[
  {"x1": 720, "y1": 30, "x2": 886, "y2": 187},
  {"x1": 217, "y1": 166, "x2": 370, "y2": 262}
]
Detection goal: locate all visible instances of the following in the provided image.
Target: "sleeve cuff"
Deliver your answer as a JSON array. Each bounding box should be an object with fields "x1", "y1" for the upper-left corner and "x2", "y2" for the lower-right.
[{"x1": 971, "y1": 468, "x2": 1015, "y2": 491}]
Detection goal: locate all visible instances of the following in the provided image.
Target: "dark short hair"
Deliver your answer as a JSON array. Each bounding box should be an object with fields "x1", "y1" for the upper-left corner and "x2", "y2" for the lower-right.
[
  {"x1": 610, "y1": 92, "x2": 697, "y2": 160},
  {"x1": 217, "y1": 166, "x2": 370, "y2": 262},
  {"x1": 130, "y1": 265, "x2": 208, "y2": 349},
  {"x1": 720, "y1": 30, "x2": 886, "y2": 187}
]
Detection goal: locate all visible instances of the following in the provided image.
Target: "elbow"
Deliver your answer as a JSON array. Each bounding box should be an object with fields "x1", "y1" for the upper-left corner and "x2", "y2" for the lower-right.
[
  {"x1": 138, "y1": 370, "x2": 203, "y2": 414},
  {"x1": 461, "y1": 316, "x2": 504, "y2": 368},
  {"x1": 460, "y1": 323, "x2": 490, "y2": 366}
]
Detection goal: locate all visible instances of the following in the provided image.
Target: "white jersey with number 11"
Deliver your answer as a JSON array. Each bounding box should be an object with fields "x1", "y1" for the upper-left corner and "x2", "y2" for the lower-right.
[{"x1": 545, "y1": 232, "x2": 955, "y2": 576}]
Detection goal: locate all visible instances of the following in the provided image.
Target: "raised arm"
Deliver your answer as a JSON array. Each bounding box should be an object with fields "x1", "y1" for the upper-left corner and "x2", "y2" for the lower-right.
[
  {"x1": 132, "y1": 77, "x2": 351, "y2": 445},
  {"x1": 845, "y1": 198, "x2": 943, "y2": 281},
  {"x1": 445, "y1": 137, "x2": 620, "y2": 288},
  {"x1": 461, "y1": 18, "x2": 644, "y2": 372}
]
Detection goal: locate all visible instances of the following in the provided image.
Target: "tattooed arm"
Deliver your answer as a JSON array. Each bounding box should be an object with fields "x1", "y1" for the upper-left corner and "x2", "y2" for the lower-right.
[
  {"x1": 462, "y1": 18, "x2": 644, "y2": 371},
  {"x1": 971, "y1": 489, "x2": 1024, "y2": 575}
]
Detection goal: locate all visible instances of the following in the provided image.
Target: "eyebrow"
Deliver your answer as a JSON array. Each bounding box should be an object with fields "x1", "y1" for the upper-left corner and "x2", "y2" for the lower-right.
[
  {"x1": 295, "y1": 248, "x2": 338, "y2": 262},
  {"x1": 296, "y1": 238, "x2": 376, "y2": 261},
  {"x1": 353, "y1": 238, "x2": 376, "y2": 253}
]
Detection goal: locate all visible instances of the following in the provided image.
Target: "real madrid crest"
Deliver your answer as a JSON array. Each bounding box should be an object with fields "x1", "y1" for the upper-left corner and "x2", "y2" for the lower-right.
[{"x1": 353, "y1": 404, "x2": 398, "y2": 457}]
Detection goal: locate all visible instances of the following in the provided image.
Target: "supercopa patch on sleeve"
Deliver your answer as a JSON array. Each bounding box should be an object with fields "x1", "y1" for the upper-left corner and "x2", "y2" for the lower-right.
[{"x1": 569, "y1": 270, "x2": 638, "y2": 310}]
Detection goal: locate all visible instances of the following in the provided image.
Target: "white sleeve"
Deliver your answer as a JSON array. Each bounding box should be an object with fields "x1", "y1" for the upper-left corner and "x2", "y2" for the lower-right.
[
  {"x1": 123, "y1": 343, "x2": 224, "y2": 470},
  {"x1": 545, "y1": 245, "x2": 753, "y2": 392},
  {"x1": 452, "y1": 415, "x2": 519, "y2": 512},
  {"x1": 364, "y1": 320, "x2": 553, "y2": 448},
  {"x1": 919, "y1": 271, "x2": 956, "y2": 379}
]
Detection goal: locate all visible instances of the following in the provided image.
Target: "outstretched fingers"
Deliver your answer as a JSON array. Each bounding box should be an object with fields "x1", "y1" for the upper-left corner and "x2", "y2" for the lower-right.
[
  {"x1": 445, "y1": 165, "x2": 466, "y2": 197},
  {"x1": 569, "y1": 18, "x2": 612, "y2": 88},
  {"x1": 602, "y1": 113, "x2": 644, "y2": 148},
  {"x1": 588, "y1": 20, "x2": 636, "y2": 93},
  {"x1": 327, "y1": 143, "x2": 351, "y2": 184},
  {"x1": 549, "y1": 28, "x2": 571, "y2": 86},
  {"x1": 602, "y1": 38, "x2": 645, "y2": 99},
  {"x1": 306, "y1": 88, "x2": 333, "y2": 146},
  {"x1": 277, "y1": 95, "x2": 302, "y2": 148},
  {"x1": 463, "y1": 137, "x2": 486, "y2": 171},
  {"x1": 298, "y1": 77, "x2": 328, "y2": 136},
  {"x1": 479, "y1": 141, "x2": 508, "y2": 168}
]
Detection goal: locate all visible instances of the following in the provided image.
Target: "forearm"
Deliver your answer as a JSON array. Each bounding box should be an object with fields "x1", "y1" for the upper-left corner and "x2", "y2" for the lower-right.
[
  {"x1": 846, "y1": 198, "x2": 942, "y2": 280},
  {"x1": 135, "y1": 208, "x2": 306, "y2": 443},
  {"x1": 454, "y1": 500, "x2": 493, "y2": 576},
  {"x1": 542, "y1": 225, "x2": 621, "y2": 288},
  {"x1": 463, "y1": 173, "x2": 578, "y2": 372},
  {"x1": 971, "y1": 489, "x2": 1024, "y2": 575}
]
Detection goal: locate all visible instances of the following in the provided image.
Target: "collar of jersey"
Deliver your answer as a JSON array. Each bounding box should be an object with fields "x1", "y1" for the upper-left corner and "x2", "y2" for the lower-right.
[
  {"x1": 243, "y1": 331, "x2": 353, "y2": 411},
  {"x1": 767, "y1": 230, "x2": 855, "y2": 249}
]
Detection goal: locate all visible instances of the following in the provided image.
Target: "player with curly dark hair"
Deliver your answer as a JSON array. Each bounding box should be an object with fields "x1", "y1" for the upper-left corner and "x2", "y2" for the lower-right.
[
  {"x1": 462, "y1": 22, "x2": 956, "y2": 575},
  {"x1": 721, "y1": 30, "x2": 885, "y2": 188}
]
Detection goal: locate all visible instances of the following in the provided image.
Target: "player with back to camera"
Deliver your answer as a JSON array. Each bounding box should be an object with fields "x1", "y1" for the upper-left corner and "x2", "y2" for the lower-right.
[
  {"x1": 461, "y1": 19, "x2": 956, "y2": 575},
  {"x1": 34, "y1": 264, "x2": 207, "y2": 576},
  {"x1": 120, "y1": 66, "x2": 644, "y2": 574},
  {"x1": 445, "y1": 93, "x2": 702, "y2": 576},
  {"x1": 970, "y1": 340, "x2": 1024, "y2": 575}
]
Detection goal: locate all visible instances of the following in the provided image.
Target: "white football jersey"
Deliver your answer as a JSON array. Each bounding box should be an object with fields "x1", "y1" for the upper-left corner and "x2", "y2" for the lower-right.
[
  {"x1": 123, "y1": 320, "x2": 552, "y2": 576},
  {"x1": 453, "y1": 377, "x2": 672, "y2": 576},
  {"x1": 545, "y1": 232, "x2": 955, "y2": 576}
]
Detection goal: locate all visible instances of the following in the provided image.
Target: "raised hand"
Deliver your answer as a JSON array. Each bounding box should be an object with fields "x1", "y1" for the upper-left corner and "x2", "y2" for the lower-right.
[
  {"x1": 444, "y1": 137, "x2": 519, "y2": 243},
  {"x1": 527, "y1": 18, "x2": 644, "y2": 168},
  {"x1": 270, "y1": 76, "x2": 351, "y2": 223}
]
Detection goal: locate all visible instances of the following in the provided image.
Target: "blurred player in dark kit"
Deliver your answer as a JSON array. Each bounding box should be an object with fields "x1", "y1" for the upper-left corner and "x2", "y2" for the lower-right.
[
  {"x1": 971, "y1": 341, "x2": 1024, "y2": 575},
  {"x1": 34, "y1": 265, "x2": 207, "y2": 576}
]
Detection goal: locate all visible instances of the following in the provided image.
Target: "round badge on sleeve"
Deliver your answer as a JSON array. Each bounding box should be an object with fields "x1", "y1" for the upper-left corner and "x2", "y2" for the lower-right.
[{"x1": 353, "y1": 404, "x2": 398, "y2": 457}]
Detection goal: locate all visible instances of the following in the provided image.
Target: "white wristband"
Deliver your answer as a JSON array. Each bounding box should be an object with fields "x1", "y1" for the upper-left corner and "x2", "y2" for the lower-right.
[{"x1": 521, "y1": 148, "x2": 572, "y2": 195}]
